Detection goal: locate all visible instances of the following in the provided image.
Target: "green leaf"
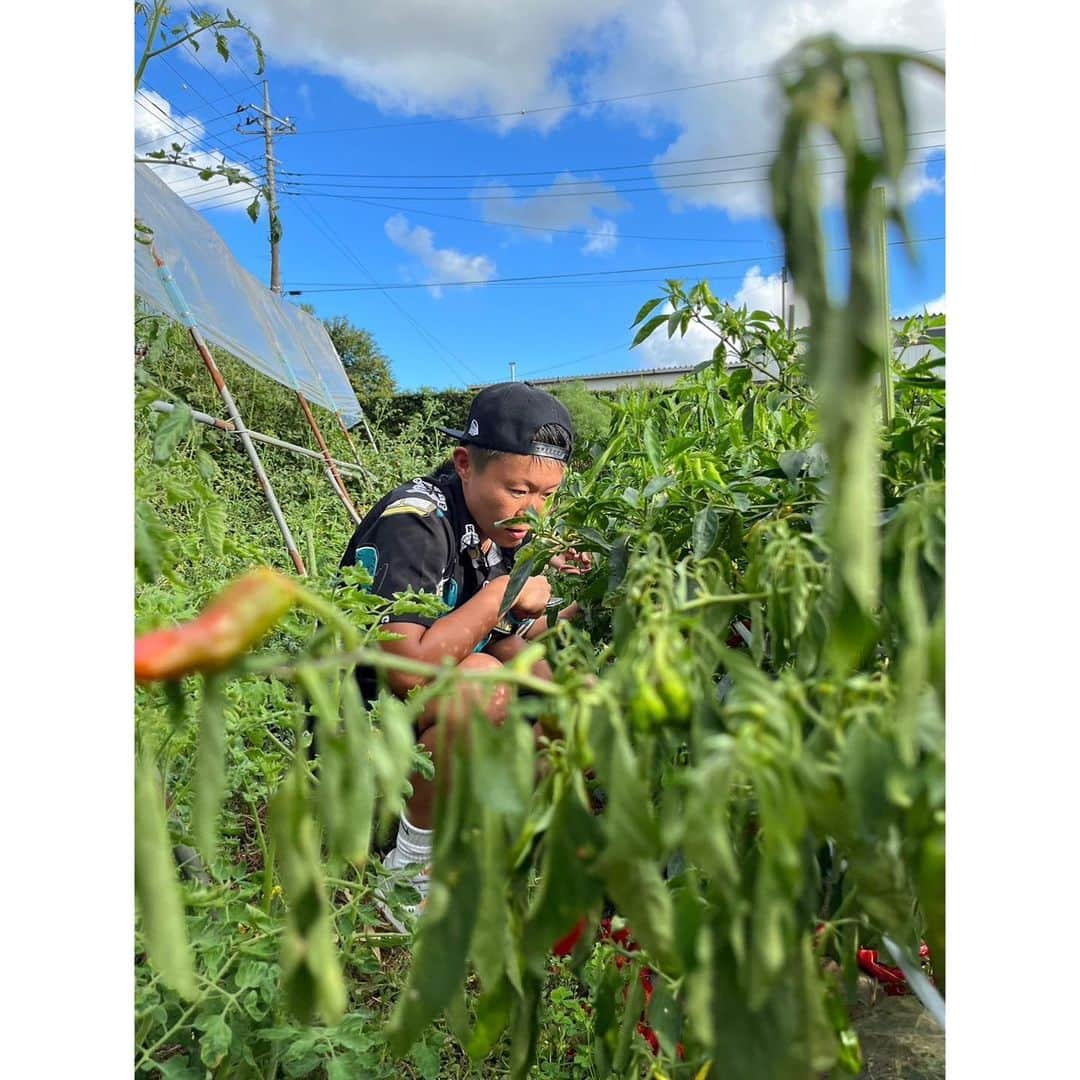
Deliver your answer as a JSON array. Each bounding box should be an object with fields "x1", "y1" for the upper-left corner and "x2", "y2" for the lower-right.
[
  {"x1": 741, "y1": 397, "x2": 756, "y2": 440},
  {"x1": 466, "y1": 978, "x2": 515, "y2": 1061},
  {"x1": 864, "y1": 53, "x2": 909, "y2": 181},
  {"x1": 631, "y1": 313, "x2": 668, "y2": 348},
  {"x1": 135, "y1": 751, "x2": 197, "y2": 1000},
  {"x1": 135, "y1": 503, "x2": 165, "y2": 583},
  {"x1": 153, "y1": 401, "x2": 193, "y2": 463},
  {"x1": 727, "y1": 366, "x2": 752, "y2": 398},
  {"x1": 508, "y1": 973, "x2": 544, "y2": 1080},
  {"x1": 387, "y1": 742, "x2": 483, "y2": 1054},
  {"x1": 643, "y1": 421, "x2": 663, "y2": 473},
  {"x1": 631, "y1": 296, "x2": 665, "y2": 327},
  {"x1": 193, "y1": 674, "x2": 228, "y2": 867},
  {"x1": 214, "y1": 31, "x2": 230, "y2": 63},
  {"x1": 410, "y1": 1038, "x2": 442, "y2": 1080},
  {"x1": 692, "y1": 507, "x2": 721, "y2": 559},
  {"x1": 497, "y1": 546, "x2": 539, "y2": 619},
  {"x1": 574, "y1": 525, "x2": 611, "y2": 553},
  {"x1": 196, "y1": 449, "x2": 221, "y2": 482},
  {"x1": 269, "y1": 764, "x2": 347, "y2": 1026},
  {"x1": 521, "y1": 782, "x2": 603, "y2": 974},
  {"x1": 607, "y1": 535, "x2": 630, "y2": 591},
  {"x1": 246, "y1": 197, "x2": 261, "y2": 224},
  {"x1": 778, "y1": 449, "x2": 807, "y2": 480},
  {"x1": 612, "y1": 963, "x2": 646, "y2": 1074},
  {"x1": 643, "y1": 474, "x2": 676, "y2": 500},
  {"x1": 647, "y1": 976, "x2": 683, "y2": 1060},
  {"x1": 199, "y1": 496, "x2": 227, "y2": 557},
  {"x1": 199, "y1": 1012, "x2": 233, "y2": 1070}
]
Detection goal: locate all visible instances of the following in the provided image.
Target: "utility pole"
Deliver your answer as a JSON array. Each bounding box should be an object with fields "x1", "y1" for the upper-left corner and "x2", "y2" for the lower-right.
[
  {"x1": 780, "y1": 265, "x2": 788, "y2": 324},
  {"x1": 871, "y1": 186, "x2": 895, "y2": 426},
  {"x1": 508, "y1": 361, "x2": 517, "y2": 382},
  {"x1": 235, "y1": 85, "x2": 362, "y2": 521},
  {"x1": 236, "y1": 81, "x2": 295, "y2": 293}
]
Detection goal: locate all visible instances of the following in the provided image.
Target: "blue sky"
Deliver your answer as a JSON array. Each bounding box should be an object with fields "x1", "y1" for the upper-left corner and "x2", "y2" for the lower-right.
[{"x1": 135, "y1": 1, "x2": 945, "y2": 392}]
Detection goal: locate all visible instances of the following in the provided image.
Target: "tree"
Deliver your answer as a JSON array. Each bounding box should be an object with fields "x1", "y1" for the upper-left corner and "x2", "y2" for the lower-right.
[
  {"x1": 321, "y1": 314, "x2": 397, "y2": 407},
  {"x1": 546, "y1": 380, "x2": 612, "y2": 460}
]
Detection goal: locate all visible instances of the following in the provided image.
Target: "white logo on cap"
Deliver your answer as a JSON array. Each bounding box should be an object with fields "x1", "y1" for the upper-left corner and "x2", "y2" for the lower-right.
[{"x1": 467, "y1": 419, "x2": 479, "y2": 436}]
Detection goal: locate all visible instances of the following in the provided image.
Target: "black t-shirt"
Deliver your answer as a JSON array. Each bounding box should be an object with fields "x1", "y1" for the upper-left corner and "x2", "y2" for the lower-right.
[{"x1": 339, "y1": 469, "x2": 527, "y2": 700}]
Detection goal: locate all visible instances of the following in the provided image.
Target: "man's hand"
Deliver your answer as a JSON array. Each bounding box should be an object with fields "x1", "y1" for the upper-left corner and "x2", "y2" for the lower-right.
[
  {"x1": 548, "y1": 547, "x2": 593, "y2": 576},
  {"x1": 510, "y1": 574, "x2": 552, "y2": 618}
]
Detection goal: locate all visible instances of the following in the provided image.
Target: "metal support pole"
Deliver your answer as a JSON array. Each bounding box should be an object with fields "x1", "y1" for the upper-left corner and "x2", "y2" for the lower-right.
[
  {"x1": 336, "y1": 412, "x2": 367, "y2": 464},
  {"x1": 151, "y1": 401, "x2": 372, "y2": 479},
  {"x1": 150, "y1": 246, "x2": 307, "y2": 575},
  {"x1": 872, "y1": 186, "x2": 895, "y2": 427},
  {"x1": 358, "y1": 412, "x2": 378, "y2": 452}
]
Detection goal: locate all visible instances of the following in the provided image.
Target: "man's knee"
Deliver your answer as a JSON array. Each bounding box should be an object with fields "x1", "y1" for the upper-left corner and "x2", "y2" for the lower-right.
[
  {"x1": 414, "y1": 651, "x2": 509, "y2": 734},
  {"x1": 459, "y1": 651, "x2": 504, "y2": 674}
]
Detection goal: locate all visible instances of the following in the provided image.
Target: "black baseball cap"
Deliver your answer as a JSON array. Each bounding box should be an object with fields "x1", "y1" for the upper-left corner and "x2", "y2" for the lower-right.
[{"x1": 437, "y1": 382, "x2": 574, "y2": 463}]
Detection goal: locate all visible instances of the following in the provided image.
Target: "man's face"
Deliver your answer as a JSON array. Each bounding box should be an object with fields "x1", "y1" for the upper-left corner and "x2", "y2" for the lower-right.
[{"x1": 455, "y1": 448, "x2": 565, "y2": 548}]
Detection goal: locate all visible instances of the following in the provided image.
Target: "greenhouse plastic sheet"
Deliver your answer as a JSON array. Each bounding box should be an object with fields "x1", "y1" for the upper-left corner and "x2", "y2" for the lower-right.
[{"x1": 134, "y1": 164, "x2": 363, "y2": 428}]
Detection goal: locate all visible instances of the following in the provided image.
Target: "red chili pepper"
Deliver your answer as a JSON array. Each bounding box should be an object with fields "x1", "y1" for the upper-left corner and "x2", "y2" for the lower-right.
[
  {"x1": 856, "y1": 944, "x2": 933, "y2": 996},
  {"x1": 552, "y1": 916, "x2": 590, "y2": 957},
  {"x1": 135, "y1": 567, "x2": 298, "y2": 682}
]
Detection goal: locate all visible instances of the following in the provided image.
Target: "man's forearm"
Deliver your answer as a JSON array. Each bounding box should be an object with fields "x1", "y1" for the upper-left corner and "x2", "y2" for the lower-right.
[{"x1": 522, "y1": 601, "x2": 580, "y2": 640}]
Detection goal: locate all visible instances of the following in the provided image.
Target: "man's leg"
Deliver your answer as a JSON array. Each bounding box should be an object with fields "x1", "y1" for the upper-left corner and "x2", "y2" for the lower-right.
[{"x1": 404, "y1": 651, "x2": 511, "y2": 829}]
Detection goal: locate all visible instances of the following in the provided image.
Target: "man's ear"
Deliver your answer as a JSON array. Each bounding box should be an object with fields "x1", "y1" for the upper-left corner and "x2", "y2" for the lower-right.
[{"x1": 452, "y1": 445, "x2": 471, "y2": 481}]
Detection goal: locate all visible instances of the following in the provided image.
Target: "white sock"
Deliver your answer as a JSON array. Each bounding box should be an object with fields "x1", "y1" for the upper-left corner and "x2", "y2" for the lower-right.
[{"x1": 393, "y1": 813, "x2": 432, "y2": 862}]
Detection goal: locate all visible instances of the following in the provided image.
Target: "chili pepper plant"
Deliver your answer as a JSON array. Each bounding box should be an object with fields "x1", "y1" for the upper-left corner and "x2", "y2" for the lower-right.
[{"x1": 134, "y1": 35, "x2": 945, "y2": 1080}]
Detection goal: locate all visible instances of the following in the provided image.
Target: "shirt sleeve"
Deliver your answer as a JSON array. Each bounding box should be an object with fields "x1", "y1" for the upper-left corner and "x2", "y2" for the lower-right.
[{"x1": 349, "y1": 503, "x2": 452, "y2": 629}]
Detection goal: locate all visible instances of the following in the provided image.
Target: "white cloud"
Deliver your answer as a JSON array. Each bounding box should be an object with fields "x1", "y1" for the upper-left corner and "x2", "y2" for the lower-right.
[
  {"x1": 632, "y1": 265, "x2": 810, "y2": 367},
  {"x1": 582, "y1": 219, "x2": 619, "y2": 255},
  {"x1": 587, "y1": 1, "x2": 946, "y2": 219},
  {"x1": 383, "y1": 214, "x2": 496, "y2": 297},
  {"x1": 228, "y1": 1, "x2": 945, "y2": 220},
  {"x1": 732, "y1": 266, "x2": 810, "y2": 325},
  {"x1": 478, "y1": 173, "x2": 626, "y2": 247},
  {"x1": 634, "y1": 301, "x2": 721, "y2": 369},
  {"x1": 229, "y1": 0, "x2": 624, "y2": 132},
  {"x1": 913, "y1": 292, "x2": 944, "y2": 315},
  {"x1": 134, "y1": 89, "x2": 257, "y2": 212}
]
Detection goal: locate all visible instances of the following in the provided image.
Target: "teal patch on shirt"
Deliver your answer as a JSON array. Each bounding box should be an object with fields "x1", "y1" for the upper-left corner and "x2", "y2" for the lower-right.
[
  {"x1": 443, "y1": 578, "x2": 459, "y2": 608},
  {"x1": 354, "y1": 545, "x2": 378, "y2": 586}
]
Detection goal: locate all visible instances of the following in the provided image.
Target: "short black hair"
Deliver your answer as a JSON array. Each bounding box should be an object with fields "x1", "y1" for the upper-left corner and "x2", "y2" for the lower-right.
[{"x1": 463, "y1": 422, "x2": 572, "y2": 471}]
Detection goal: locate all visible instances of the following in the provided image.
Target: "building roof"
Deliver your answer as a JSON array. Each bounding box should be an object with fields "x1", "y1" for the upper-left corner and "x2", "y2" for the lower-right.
[{"x1": 471, "y1": 314, "x2": 944, "y2": 390}]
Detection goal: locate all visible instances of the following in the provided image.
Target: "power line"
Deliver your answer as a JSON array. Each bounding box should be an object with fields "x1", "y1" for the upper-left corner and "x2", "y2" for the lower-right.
[
  {"x1": 520, "y1": 344, "x2": 639, "y2": 378},
  {"x1": 135, "y1": 88, "x2": 265, "y2": 171},
  {"x1": 293, "y1": 255, "x2": 785, "y2": 293},
  {"x1": 286, "y1": 193, "x2": 481, "y2": 385},
  {"x1": 286, "y1": 236, "x2": 944, "y2": 294},
  {"x1": 278, "y1": 130, "x2": 945, "y2": 181},
  {"x1": 307, "y1": 196, "x2": 780, "y2": 246},
  {"x1": 285, "y1": 167, "x2": 859, "y2": 203},
  {"x1": 294, "y1": 49, "x2": 945, "y2": 136},
  {"x1": 277, "y1": 147, "x2": 943, "y2": 195}
]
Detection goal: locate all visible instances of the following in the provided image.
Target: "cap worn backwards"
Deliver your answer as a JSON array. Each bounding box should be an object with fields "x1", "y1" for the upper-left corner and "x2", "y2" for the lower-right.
[{"x1": 436, "y1": 382, "x2": 574, "y2": 463}]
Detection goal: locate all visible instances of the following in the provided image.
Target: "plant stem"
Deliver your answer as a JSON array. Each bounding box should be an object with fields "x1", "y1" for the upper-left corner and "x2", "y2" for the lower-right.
[{"x1": 135, "y1": 953, "x2": 239, "y2": 1070}]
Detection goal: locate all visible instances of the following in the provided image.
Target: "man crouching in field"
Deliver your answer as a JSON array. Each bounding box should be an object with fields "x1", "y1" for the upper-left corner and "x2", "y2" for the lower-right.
[{"x1": 338, "y1": 382, "x2": 589, "y2": 931}]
